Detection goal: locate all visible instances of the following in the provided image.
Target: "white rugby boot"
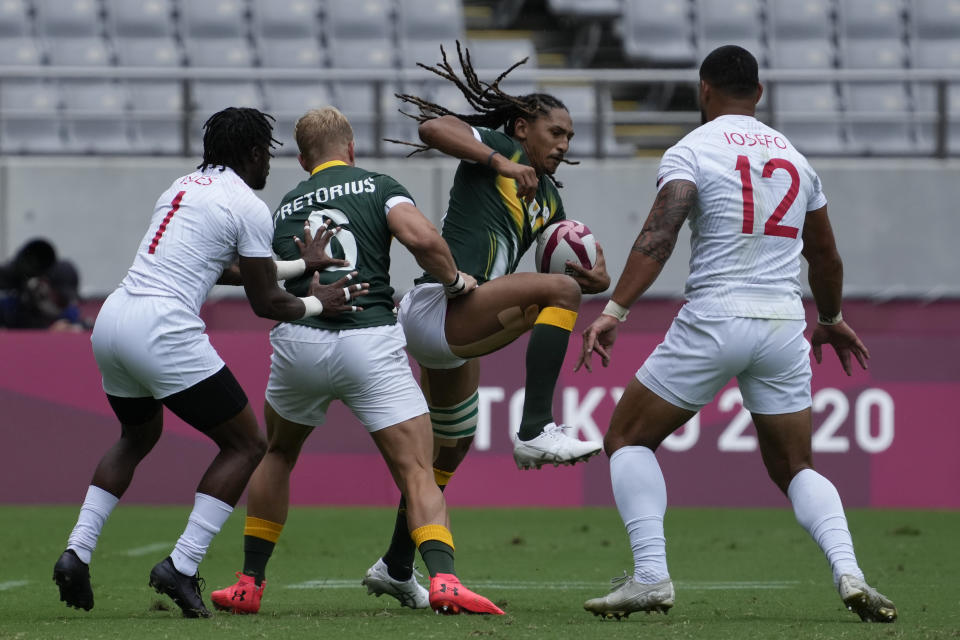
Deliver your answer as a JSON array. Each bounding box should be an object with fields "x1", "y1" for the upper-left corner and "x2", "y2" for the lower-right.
[
  {"x1": 838, "y1": 574, "x2": 897, "y2": 622},
  {"x1": 584, "y1": 573, "x2": 674, "y2": 619},
  {"x1": 512, "y1": 423, "x2": 602, "y2": 470},
  {"x1": 361, "y1": 558, "x2": 429, "y2": 609}
]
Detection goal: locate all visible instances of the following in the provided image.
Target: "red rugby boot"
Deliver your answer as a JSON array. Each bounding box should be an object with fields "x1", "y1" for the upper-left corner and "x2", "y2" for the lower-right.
[
  {"x1": 210, "y1": 572, "x2": 265, "y2": 614},
  {"x1": 428, "y1": 573, "x2": 504, "y2": 615}
]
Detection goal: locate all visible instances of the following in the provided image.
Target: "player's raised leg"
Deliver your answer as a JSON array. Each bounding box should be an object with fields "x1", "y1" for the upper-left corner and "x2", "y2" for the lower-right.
[
  {"x1": 54, "y1": 398, "x2": 163, "y2": 612},
  {"x1": 584, "y1": 379, "x2": 694, "y2": 618},
  {"x1": 372, "y1": 414, "x2": 503, "y2": 615},
  {"x1": 444, "y1": 272, "x2": 601, "y2": 469},
  {"x1": 753, "y1": 411, "x2": 897, "y2": 623}
]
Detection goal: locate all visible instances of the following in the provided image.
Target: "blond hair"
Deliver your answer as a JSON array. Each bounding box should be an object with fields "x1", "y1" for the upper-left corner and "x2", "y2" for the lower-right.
[{"x1": 295, "y1": 107, "x2": 353, "y2": 166}]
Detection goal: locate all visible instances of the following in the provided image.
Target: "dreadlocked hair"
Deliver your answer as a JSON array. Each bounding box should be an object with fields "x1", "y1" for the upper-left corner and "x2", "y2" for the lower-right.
[
  {"x1": 198, "y1": 107, "x2": 281, "y2": 172},
  {"x1": 388, "y1": 41, "x2": 577, "y2": 188}
]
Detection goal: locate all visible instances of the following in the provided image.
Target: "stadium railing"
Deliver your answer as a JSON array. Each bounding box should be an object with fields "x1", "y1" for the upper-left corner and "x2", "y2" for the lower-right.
[{"x1": 0, "y1": 65, "x2": 958, "y2": 157}]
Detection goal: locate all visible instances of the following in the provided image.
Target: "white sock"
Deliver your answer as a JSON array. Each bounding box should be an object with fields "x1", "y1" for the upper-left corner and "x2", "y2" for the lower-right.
[
  {"x1": 170, "y1": 493, "x2": 233, "y2": 576},
  {"x1": 610, "y1": 446, "x2": 670, "y2": 583},
  {"x1": 788, "y1": 468, "x2": 863, "y2": 587},
  {"x1": 66, "y1": 485, "x2": 120, "y2": 564}
]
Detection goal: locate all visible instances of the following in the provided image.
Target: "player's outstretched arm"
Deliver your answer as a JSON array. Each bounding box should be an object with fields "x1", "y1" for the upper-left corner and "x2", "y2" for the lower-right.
[
  {"x1": 576, "y1": 179, "x2": 696, "y2": 372},
  {"x1": 238, "y1": 257, "x2": 367, "y2": 321},
  {"x1": 802, "y1": 205, "x2": 870, "y2": 375},
  {"x1": 387, "y1": 202, "x2": 477, "y2": 297},
  {"x1": 419, "y1": 116, "x2": 538, "y2": 201}
]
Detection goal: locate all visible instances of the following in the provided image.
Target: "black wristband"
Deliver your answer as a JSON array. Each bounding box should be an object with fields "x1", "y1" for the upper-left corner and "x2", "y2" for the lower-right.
[
  {"x1": 443, "y1": 273, "x2": 465, "y2": 295},
  {"x1": 486, "y1": 150, "x2": 499, "y2": 167}
]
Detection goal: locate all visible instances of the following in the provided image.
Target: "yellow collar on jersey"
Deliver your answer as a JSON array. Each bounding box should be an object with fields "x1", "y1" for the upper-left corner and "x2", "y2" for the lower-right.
[{"x1": 311, "y1": 160, "x2": 348, "y2": 175}]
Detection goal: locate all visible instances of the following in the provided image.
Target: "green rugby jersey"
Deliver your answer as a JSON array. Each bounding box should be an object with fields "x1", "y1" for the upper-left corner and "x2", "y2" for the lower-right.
[
  {"x1": 418, "y1": 126, "x2": 565, "y2": 285},
  {"x1": 273, "y1": 160, "x2": 410, "y2": 330}
]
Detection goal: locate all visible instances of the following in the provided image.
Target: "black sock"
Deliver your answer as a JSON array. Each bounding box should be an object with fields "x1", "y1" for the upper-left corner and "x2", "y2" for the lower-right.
[
  {"x1": 418, "y1": 540, "x2": 455, "y2": 577},
  {"x1": 242, "y1": 535, "x2": 275, "y2": 586},
  {"x1": 517, "y1": 321, "x2": 571, "y2": 440},
  {"x1": 382, "y1": 497, "x2": 416, "y2": 581}
]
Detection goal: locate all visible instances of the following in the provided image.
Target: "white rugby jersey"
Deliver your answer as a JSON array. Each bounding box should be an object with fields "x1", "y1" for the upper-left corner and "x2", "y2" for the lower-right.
[
  {"x1": 657, "y1": 114, "x2": 827, "y2": 319},
  {"x1": 120, "y1": 166, "x2": 274, "y2": 314}
]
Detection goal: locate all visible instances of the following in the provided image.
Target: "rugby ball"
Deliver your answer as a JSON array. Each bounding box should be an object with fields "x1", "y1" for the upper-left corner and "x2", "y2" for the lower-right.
[{"x1": 535, "y1": 220, "x2": 597, "y2": 275}]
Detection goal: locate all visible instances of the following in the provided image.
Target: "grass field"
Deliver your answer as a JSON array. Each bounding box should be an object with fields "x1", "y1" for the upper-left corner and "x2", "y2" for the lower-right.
[{"x1": 1, "y1": 505, "x2": 956, "y2": 639}]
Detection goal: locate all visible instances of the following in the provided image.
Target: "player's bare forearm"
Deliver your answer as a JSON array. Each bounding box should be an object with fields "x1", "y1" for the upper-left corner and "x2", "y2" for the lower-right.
[
  {"x1": 807, "y1": 254, "x2": 844, "y2": 317},
  {"x1": 419, "y1": 115, "x2": 490, "y2": 163},
  {"x1": 611, "y1": 179, "x2": 696, "y2": 306},
  {"x1": 802, "y1": 206, "x2": 844, "y2": 316},
  {"x1": 389, "y1": 202, "x2": 458, "y2": 283}
]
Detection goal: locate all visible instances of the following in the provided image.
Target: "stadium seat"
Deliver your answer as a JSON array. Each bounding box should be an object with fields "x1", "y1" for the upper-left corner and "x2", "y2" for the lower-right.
[
  {"x1": 620, "y1": 0, "x2": 696, "y2": 67},
  {"x1": 694, "y1": 0, "x2": 766, "y2": 65},
  {"x1": 910, "y1": 0, "x2": 960, "y2": 39},
  {"x1": 33, "y1": 0, "x2": 101, "y2": 38},
  {"x1": 547, "y1": 0, "x2": 622, "y2": 19},
  {"x1": 768, "y1": 0, "x2": 833, "y2": 39},
  {"x1": 104, "y1": 0, "x2": 175, "y2": 38},
  {"x1": 114, "y1": 36, "x2": 183, "y2": 67},
  {"x1": 326, "y1": 37, "x2": 399, "y2": 155},
  {"x1": 910, "y1": 39, "x2": 960, "y2": 154},
  {"x1": 127, "y1": 80, "x2": 186, "y2": 154},
  {"x1": 179, "y1": 0, "x2": 246, "y2": 38},
  {"x1": 324, "y1": 0, "x2": 392, "y2": 39},
  {"x1": 0, "y1": 80, "x2": 66, "y2": 153},
  {"x1": 463, "y1": 38, "x2": 538, "y2": 95},
  {"x1": 397, "y1": 0, "x2": 464, "y2": 41},
  {"x1": 0, "y1": 36, "x2": 44, "y2": 66},
  {"x1": 62, "y1": 81, "x2": 131, "y2": 154},
  {"x1": 183, "y1": 37, "x2": 256, "y2": 68},
  {"x1": 257, "y1": 36, "x2": 325, "y2": 70},
  {"x1": 266, "y1": 82, "x2": 335, "y2": 154},
  {"x1": 0, "y1": 0, "x2": 30, "y2": 37},
  {"x1": 840, "y1": 36, "x2": 916, "y2": 155},
  {"x1": 768, "y1": 38, "x2": 845, "y2": 155},
  {"x1": 542, "y1": 84, "x2": 628, "y2": 157},
  {"x1": 46, "y1": 36, "x2": 112, "y2": 67},
  {"x1": 251, "y1": 0, "x2": 321, "y2": 39}
]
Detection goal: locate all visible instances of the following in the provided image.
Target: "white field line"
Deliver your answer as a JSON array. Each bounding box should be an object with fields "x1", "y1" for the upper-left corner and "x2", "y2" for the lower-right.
[
  {"x1": 0, "y1": 580, "x2": 29, "y2": 591},
  {"x1": 286, "y1": 579, "x2": 799, "y2": 591},
  {"x1": 122, "y1": 542, "x2": 172, "y2": 557}
]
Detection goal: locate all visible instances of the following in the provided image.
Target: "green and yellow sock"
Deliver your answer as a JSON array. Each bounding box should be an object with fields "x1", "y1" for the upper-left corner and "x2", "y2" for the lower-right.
[
  {"x1": 412, "y1": 524, "x2": 456, "y2": 577},
  {"x1": 383, "y1": 468, "x2": 454, "y2": 580},
  {"x1": 242, "y1": 516, "x2": 283, "y2": 586}
]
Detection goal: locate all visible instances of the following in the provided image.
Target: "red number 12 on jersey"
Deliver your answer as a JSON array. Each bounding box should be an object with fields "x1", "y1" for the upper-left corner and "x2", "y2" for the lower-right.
[{"x1": 734, "y1": 155, "x2": 800, "y2": 239}]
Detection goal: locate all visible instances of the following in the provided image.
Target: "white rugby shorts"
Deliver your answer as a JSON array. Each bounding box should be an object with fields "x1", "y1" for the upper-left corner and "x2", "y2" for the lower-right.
[
  {"x1": 396, "y1": 283, "x2": 468, "y2": 370},
  {"x1": 265, "y1": 322, "x2": 428, "y2": 432},
  {"x1": 91, "y1": 288, "x2": 224, "y2": 399},
  {"x1": 637, "y1": 305, "x2": 812, "y2": 414}
]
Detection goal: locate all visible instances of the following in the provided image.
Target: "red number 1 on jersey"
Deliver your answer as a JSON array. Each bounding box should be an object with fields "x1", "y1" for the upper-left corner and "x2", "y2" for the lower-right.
[
  {"x1": 148, "y1": 190, "x2": 186, "y2": 254},
  {"x1": 735, "y1": 155, "x2": 800, "y2": 239}
]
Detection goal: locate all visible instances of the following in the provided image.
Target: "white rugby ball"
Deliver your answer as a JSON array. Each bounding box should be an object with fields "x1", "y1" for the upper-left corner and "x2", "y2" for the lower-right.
[{"x1": 535, "y1": 220, "x2": 597, "y2": 275}]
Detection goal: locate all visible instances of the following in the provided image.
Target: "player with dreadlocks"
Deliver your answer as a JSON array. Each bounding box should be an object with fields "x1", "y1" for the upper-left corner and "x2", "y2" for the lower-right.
[
  {"x1": 361, "y1": 44, "x2": 611, "y2": 608},
  {"x1": 53, "y1": 107, "x2": 365, "y2": 618}
]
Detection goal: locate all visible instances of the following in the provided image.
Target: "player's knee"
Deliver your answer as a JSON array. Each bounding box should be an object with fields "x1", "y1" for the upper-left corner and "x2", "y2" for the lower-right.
[{"x1": 544, "y1": 273, "x2": 581, "y2": 309}]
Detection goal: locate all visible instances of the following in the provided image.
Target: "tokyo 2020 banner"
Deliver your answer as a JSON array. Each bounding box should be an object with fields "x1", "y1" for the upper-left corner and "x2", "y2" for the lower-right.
[{"x1": 2, "y1": 300, "x2": 957, "y2": 507}]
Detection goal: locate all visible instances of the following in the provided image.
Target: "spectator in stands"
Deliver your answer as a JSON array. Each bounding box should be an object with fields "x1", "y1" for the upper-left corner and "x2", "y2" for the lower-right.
[
  {"x1": 0, "y1": 239, "x2": 87, "y2": 330},
  {"x1": 577, "y1": 45, "x2": 897, "y2": 623}
]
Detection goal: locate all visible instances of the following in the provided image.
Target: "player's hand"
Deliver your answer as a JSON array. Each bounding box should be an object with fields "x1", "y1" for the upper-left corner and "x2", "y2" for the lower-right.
[
  {"x1": 492, "y1": 154, "x2": 538, "y2": 203},
  {"x1": 576, "y1": 313, "x2": 620, "y2": 372},
  {"x1": 295, "y1": 219, "x2": 349, "y2": 272},
  {"x1": 308, "y1": 271, "x2": 370, "y2": 316},
  {"x1": 444, "y1": 271, "x2": 478, "y2": 299},
  {"x1": 810, "y1": 320, "x2": 870, "y2": 376},
  {"x1": 565, "y1": 243, "x2": 611, "y2": 294}
]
